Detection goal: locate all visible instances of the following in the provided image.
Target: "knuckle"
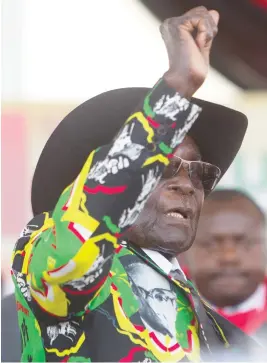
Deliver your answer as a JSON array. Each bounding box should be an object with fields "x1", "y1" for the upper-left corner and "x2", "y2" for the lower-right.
[
  {"x1": 206, "y1": 32, "x2": 213, "y2": 42},
  {"x1": 161, "y1": 17, "x2": 173, "y2": 29},
  {"x1": 184, "y1": 7, "x2": 209, "y2": 22},
  {"x1": 202, "y1": 18, "x2": 210, "y2": 28},
  {"x1": 168, "y1": 17, "x2": 179, "y2": 26},
  {"x1": 191, "y1": 6, "x2": 208, "y2": 15},
  {"x1": 162, "y1": 17, "x2": 181, "y2": 34},
  {"x1": 204, "y1": 15, "x2": 215, "y2": 27},
  {"x1": 160, "y1": 21, "x2": 169, "y2": 35},
  {"x1": 196, "y1": 6, "x2": 208, "y2": 12}
]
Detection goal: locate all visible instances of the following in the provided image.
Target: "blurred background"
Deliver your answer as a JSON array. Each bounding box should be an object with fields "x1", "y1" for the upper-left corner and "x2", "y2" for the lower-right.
[{"x1": 2, "y1": 0, "x2": 267, "y2": 295}]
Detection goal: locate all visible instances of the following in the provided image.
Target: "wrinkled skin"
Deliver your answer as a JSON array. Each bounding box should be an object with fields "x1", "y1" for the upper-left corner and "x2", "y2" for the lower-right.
[
  {"x1": 186, "y1": 197, "x2": 266, "y2": 307},
  {"x1": 126, "y1": 136, "x2": 205, "y2": 256}
]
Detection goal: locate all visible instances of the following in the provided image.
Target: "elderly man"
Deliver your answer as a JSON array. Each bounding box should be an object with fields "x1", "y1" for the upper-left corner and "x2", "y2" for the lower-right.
[
  {"x1": 185, "y1": 189, "x2": 267, "y2": 345},
  {"x1": 12, "y1": 6, "x2": 258, "y2": 363}
]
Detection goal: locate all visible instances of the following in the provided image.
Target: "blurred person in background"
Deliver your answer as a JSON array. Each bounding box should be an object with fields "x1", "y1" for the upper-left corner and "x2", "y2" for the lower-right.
[
  {"x1": 1, "y1": 288, "x2": 21, "y2": 362},
  {"x1": 185, "y1": 189, "x2": 267, "y2": 344},
  {"x1": 10, "y1": 6, "x2": 263, "y2": 363}
]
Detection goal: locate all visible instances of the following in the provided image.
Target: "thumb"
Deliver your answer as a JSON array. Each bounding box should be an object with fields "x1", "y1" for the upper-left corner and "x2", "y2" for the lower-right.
[{"x1": 209, "y1": 10, "x2": 220, "y2": 26}]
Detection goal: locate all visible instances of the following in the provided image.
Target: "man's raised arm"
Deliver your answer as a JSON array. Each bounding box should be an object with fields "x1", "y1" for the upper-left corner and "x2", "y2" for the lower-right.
[{"x1": 12, "y1": 7, "x2": 219, "y2": 320}]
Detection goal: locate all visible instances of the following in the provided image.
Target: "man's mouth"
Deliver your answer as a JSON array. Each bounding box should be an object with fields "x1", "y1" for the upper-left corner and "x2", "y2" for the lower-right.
[
  {"x1": 165, "y1": 207, "x2": 193, "y2": 220},
  {"x1": 167, "y1": 211, "x2": 187, "y2": 219},
  {"x1": 213, "y1": 271, "x2": 246, "y2": 280}
]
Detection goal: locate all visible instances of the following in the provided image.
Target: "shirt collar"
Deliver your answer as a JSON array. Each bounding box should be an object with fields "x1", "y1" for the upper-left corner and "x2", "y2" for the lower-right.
[{"x1": 142, "y1": 248, "x2": 187, "y2": 280}]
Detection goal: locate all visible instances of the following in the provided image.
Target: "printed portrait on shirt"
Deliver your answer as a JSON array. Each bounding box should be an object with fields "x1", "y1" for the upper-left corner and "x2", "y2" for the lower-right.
[
  {"x1": 108, "y1": 249, "x2": 199, "y2": 362},
  {"x1": 120, "y1": 254, "x2": 177, "y2": 338}
]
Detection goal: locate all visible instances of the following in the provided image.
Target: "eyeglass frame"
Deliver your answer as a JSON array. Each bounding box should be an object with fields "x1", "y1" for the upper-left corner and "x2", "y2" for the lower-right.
[{"x1": 162, "y1": 155, "x2": 222, "y2": 192}]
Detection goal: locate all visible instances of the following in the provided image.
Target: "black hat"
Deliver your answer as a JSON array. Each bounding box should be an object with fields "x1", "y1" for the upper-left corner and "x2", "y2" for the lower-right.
[{"x1": 31, "y1": 87, "x2": 247, "y2": 216}]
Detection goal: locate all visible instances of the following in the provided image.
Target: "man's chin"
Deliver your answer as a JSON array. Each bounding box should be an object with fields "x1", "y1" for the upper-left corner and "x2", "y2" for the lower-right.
[
  {"x1": 125, "y1": 223, "x2": 195, "y2": 255},
  {"x1": 151, "y1": 237, "x2": 194, "y2": 256},
  {"x1": 211, "y1": 292, "x2": 250, "y2": 308},
  {"x1": 205, "y1": 282, "x2": 254, "y2": 307},
  {"x1": 157, "y1": 221, "x2": 196, "y2": 254}
]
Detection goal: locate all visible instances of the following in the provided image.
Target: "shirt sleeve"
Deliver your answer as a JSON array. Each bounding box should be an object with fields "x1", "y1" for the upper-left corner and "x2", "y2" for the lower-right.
[{"x1": 12, "y1": 79, "x2": 202, "y2": 321}]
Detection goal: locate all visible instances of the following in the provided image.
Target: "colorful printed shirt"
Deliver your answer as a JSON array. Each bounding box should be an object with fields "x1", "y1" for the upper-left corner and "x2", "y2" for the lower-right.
[{"x1": 12, "y1": 80, "x2": 253, "y2": 362}]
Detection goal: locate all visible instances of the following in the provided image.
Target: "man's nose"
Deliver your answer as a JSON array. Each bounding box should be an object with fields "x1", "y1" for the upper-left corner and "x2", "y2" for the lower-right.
[
  {"x1": 167, "y1": 166, "x2": 195, "y2": 195},
  {"x1": 219, "y1": 239, "x2": 240, "y2": 264}
]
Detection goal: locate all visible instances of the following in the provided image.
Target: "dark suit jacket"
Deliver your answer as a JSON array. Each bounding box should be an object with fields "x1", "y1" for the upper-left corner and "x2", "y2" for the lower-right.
[{"x1": 1, "y1": 294, "x2": 21, "y2": 362}]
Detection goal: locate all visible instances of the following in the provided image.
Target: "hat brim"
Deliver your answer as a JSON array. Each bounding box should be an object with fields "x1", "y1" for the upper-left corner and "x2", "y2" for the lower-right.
[{"x1": 31, "y1": 87, "x2": 247, "y2": 216}]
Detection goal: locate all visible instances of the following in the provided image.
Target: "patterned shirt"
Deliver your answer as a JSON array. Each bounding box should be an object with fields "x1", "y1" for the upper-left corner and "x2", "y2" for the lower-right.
[{"x1": 12, "y1": 79, "x2": 229, "y2": 362}]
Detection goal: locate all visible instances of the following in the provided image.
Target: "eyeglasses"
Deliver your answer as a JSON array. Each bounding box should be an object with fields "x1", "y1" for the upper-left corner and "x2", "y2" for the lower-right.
[
  {"x1": 136, "y1": 286, "x2": 176, "y2": 304},
  {"x1": 162, "y1": 156, "x2": 221, "y2": 192}
]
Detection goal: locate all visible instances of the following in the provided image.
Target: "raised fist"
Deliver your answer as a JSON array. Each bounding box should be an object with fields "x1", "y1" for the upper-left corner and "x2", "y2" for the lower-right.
[{"x1": 161, "y1": 6, "x2": 219, "y2": 97}]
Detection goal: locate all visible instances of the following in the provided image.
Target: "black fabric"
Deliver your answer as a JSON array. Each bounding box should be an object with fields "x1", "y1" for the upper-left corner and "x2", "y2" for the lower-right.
[
  {"x1": 204, "y1": 306, "x2": 265, "y2": 361},
  {"x1": 1, "y1": 294, "x2": 21, "y2": 362},
  {"x1": 31, "y1": 87, "x2": 247, "y2": 216}
]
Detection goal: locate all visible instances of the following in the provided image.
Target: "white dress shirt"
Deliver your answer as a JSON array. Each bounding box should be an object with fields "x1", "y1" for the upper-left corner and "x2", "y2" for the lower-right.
[{"x1": 142, "y1": 248, "x2": 187, "y2": 280}]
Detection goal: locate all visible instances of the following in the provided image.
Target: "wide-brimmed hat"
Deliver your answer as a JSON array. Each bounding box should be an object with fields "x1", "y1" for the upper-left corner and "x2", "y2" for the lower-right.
[{"x1": 31, "y1": 87, "x2": 247, "y2": 216}]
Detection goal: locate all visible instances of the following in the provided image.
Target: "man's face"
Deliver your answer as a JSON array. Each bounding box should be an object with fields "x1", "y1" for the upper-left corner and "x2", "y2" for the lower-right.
[
  {"x1": 186, "y1": 197, "x2": 266, "y2": 307},
  {"x1": 126, "y1": 136, "x2": 205, "y2": 255}
]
